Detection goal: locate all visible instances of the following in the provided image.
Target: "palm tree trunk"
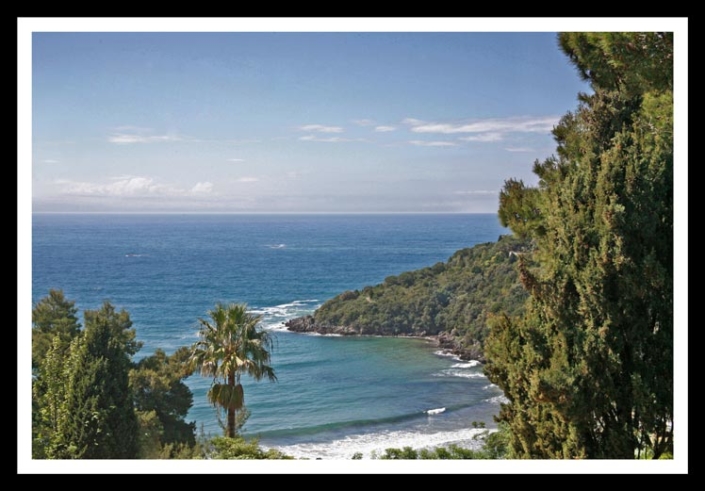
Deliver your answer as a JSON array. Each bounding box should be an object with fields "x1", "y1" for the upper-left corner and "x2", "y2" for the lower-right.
[{"x1": 227, "y1": 371, "x2": 236, "y2": 438}]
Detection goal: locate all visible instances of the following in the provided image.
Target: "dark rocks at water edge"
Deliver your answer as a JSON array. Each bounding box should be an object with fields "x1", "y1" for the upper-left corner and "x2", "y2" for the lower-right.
[
  {"x1": 284, "y1": 315, "x2": 359, "y2": 335},
  {"x1": 437, "y1": 331, "x2": 485, "y2": 364},
  {"x1": 284, "y1": 315, "x2": 486, "y2": 363}
]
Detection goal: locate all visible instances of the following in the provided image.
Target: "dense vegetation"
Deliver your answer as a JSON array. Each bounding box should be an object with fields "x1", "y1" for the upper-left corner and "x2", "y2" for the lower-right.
[
  {"x1": 484, "y1": 33, "x2": 673, "y2": 459},
  {"x1": 296, "y1": 234, "x2": 532, "y2": 361},
  {"x1": 31, "y1": 290, "x2": 286, "y2": 459},
  {"x1": 32, "y1": 291, "x2": 194, "y2": 458}
]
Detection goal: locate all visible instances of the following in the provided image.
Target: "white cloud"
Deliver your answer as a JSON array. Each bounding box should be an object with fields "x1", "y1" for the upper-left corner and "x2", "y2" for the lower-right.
[
  {"x1": 41, "y1": 159, "x2": 60, "y2": 163},
  {"x1": 299, "y1": 135, "x2": 357, "y2": 143},
  {"x1": 227, "y1": 158, "x2": 245, "y2": 162},
  {"x1": 55, "y1": 176, "x2": 212, "y2": 197},
  {"x1": 504, "y1": 147, "x2": 534, "y2": 152},
  {"x1": 191, "y1": 182, "x2": 214, "y2": 194},
  {"x1": 374, "y1": 126, "x2": 396, "y2": 132},
  {"x1": 108, "y1": 133, "x2": 181, "y2": 144},
  {"x1": 236, "y1": 177, "x2": 259, "y2": 183},
  {"x1": 404, "y1": 116, "x2": 559, "y2": 135},
  {"x1": 409, "y1": 140, "x2": 457, "y2": 147},
  {"x1": 298, "y1": 124, "x2": 344, "y2": 133},
  {"x1": 459, "y1": 132, "x2": 503, "y2": 142},
  {"x1": 57, "y1": 176, "x2": 167, "y2": 196}
]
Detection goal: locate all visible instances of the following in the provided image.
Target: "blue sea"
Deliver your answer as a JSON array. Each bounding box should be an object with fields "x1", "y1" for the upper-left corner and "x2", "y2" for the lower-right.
[{"x1": 30, "y1": 213, "x2": 509, "y2": 460}]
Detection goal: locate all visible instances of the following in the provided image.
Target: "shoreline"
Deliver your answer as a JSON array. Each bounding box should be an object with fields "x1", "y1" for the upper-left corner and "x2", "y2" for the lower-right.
[{"x1": 283, "y1": 315, "x2": 486, "y2": 363}]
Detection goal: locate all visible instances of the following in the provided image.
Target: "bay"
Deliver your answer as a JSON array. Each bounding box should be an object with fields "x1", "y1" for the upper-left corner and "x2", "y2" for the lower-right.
[{"x1": 31, "y1": 213, "x2": 509, "y2": 459}]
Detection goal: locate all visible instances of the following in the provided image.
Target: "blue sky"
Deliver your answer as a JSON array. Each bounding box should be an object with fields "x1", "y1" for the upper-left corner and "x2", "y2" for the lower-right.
[
  {"x1": 20, "y1": 19, "x2": 653, "y2": 214},
  {"x1": 22, "y1": 19, "x2": 686, "y2": 215},
  {"x1": 20, "y1": 18, "x2": 688, "y2": 215}
]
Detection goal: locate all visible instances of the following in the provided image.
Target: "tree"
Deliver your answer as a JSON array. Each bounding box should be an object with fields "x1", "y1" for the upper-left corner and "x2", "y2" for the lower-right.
[
  {"x1": 41, "y1": 301, "x2": 142, "y2": 458},
  {"x1": 33, "y1": 291, "x2": 199, "y2": 459},
  {"x1": 31, "y1": 289, "x2": 81, "y2": 371},
  {"x1": 498, "y1": 178, "x2": 544, "y2": 239},
  {"x1": 190, "y1": 303, "x2": 277, "y2": 438},
  {"x1": 130, "y1": 347, "x2": 197, "y2": 454},
  {"x1": 484, "y1": 32, "x2": 673, "y2": 459},
  {"x1": 31, "y1": 289, "x2": 83, "y2": 457}
]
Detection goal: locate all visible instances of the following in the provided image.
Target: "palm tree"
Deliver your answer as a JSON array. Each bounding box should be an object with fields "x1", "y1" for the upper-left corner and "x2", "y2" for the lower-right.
[{"x1": 190, "y1": 302, "x2": 277, "y2": 438}]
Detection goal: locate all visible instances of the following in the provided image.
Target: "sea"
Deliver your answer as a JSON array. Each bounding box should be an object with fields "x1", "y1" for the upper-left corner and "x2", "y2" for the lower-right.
[{"x1": 29, "y1": 213, "x2": 510, "y2": 460}]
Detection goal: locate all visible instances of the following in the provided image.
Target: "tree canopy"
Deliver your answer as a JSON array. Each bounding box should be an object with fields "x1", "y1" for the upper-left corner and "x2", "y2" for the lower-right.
[
  {"x1": 484, "y1": 32, "x2": 673, "y2": 459},
  {"x1": 31, "y1": 289, "x2": 81, "y2": 372},
  {"x1": 37, "y1": 301, "x2": 142, "y2": 458},
  {"x1": 32, "y1": 291, "x2": 199, "y2": 459},
  {"x1": 130, "y1": 347, "x2": 197, "y2": 455}
]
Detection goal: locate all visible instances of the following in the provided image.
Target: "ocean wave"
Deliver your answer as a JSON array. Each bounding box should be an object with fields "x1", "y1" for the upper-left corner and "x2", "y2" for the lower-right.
[
  {"x1": 265, "y1": 322, "x2": 289, "y2": 331},
  {"x1": 434, "y1": 369, "x2": 486, "y2": 379},
  {"x1": 425, "y1": 407, "x2": 446, "y2": 415},
  {"x1": 249, "y1": 299, "x2": 322, "y2": 330},
  {"x1": 433, "y1": 349, "x2": 460, "y2": 360},
  {"x1": 484, "y1": 394, "x2": 509, "y2": 405},
  {"x1": 260, "y1": 426, "x2": 490, "y2": 460},
  {"x1": 451, "y1": 361, "x2": 480, "y2": 368},
  {"x1": 433, "y1": 350, "x2": 483, "y2": 365},
  {"x1": 247, "y1": 299, "x2": 324, "y2": 333}
]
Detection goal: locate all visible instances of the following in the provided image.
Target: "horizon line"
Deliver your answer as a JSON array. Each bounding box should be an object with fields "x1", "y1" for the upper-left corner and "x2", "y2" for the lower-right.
[{"x1": 31, "y1": 210, "x2": 500, "y2": 216}]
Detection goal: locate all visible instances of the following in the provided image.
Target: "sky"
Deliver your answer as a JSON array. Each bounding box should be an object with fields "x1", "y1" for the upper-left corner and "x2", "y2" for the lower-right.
[
  {"x1": 22, "y1": 19, "x2": 622, "y2": 214},
  {"x1": 22, "y1": 18, "x2": 686, "y2": 215},
  {"x1": 18, "y1": 18, "x2": 689, "y2": 474}
]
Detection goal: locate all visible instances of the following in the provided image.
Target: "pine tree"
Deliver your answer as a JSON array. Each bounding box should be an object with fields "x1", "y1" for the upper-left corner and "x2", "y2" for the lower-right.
[
  {"x1": 44, "y1": 302, "x2": 142, "y2": 459},
  {"x1": 31, "y1": 290, "x2": 82, "y2": 458},
  {"x1": 31, "y1": 289, "x2": 81, "y2": 371},
  {"x1": 484, "y1": 32, "x2": 673, "y2": 459}
]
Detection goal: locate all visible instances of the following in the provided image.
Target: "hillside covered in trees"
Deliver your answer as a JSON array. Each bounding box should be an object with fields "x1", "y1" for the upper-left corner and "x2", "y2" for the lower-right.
[{"x1": 285, "y1": 234, "x2": 532, "y2": 362}]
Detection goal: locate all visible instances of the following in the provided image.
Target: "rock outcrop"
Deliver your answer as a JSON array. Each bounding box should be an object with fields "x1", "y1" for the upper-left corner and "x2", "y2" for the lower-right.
[{"x1": 284, "y1": 315, "x2": 359, "y2": 336}]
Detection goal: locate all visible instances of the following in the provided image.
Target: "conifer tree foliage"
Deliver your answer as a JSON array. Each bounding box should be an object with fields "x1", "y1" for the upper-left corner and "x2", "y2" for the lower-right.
[
  {"x1": 31, "y1": 289, "x2": 81, "y2": 372},
  {"x1": 39, "y1": 302, "x2": 142, "y2": 459},
  {"x1": 31, "y1": 289, "x2": 83, "y2": 457},
  {"x1": 484, "y1": 33, "x2": 673, "y2": 459},
  {"x1": 32, "y1": 291, "x2": 200, "y2": 458}
]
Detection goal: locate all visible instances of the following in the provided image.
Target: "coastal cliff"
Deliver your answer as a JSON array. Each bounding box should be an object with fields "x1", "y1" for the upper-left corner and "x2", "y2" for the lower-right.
[{"x1": 285, "y1": 234, "x2": 531, "y2": 363}]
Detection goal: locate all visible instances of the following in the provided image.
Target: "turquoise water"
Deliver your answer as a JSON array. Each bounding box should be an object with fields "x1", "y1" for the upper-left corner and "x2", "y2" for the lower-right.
[{"x1": 31, "y1": 213, "x2": 509, "y2": 459}]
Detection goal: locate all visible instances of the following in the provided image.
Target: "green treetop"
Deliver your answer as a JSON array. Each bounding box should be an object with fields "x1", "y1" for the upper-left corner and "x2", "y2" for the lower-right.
[
  {"x1": 38, "y1": 301, "x2": 142, "y2": 459},
  {"x1": 484, "y1": 32, "x2": 673, "y2": 459}
]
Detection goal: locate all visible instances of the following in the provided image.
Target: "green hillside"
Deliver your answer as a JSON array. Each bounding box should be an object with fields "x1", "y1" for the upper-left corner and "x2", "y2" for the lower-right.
[{"x1": 286, "y1": 234, "x2": 531, "y2": 361}]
